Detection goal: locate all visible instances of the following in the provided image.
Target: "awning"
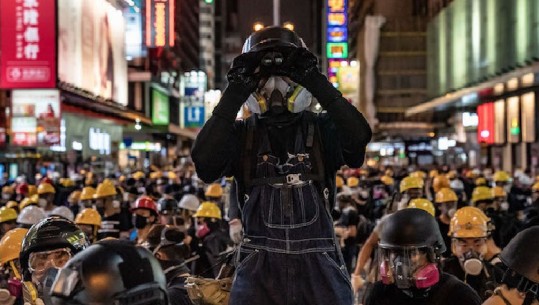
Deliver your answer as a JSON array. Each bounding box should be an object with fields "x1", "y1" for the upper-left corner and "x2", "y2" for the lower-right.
[{"x1": 406, "y1": 61, "x2": 539, "y2": 116}]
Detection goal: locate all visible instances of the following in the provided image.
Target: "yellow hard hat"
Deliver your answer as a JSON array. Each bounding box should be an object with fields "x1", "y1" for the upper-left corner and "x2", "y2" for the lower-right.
[
  {"x1": 19, "y1": 196, "x2": 38, "y2": 210},
  {"x1": 336, "y1": 176, "x2": 344, "y2": 188},
  {"x1": 429, "y1": 169, "x2": 439, "y2": 179},
  {"x1": 380, "y1": 175, "x2": 394, "y2": 186},
  {"x1": 0, "y1": 207, "x2": 18, "y2": 223},
  {"x1": 193, "y1": 201, "x2": 222, "y2": 219},
  {"x1": 1, "y1": 185, "x2": 14, "y2": 194},
  {"x1": 435, "y1": 188, "x2": 458, "y2": 204},
  {"x1": 407, "y1": 198, "x2": 435, "y2": 216},
  {"x1": 493, "y1": 171, "x2": 510, "y2": 183},
  {"x1": 533, "y1": 182, "x2": 539, "y2": 192},
  {"x1": 132, "y1": 171, "x2": 145, "y2": 180},
  {"x1": 149, "y1": 171, "x2": 162, "y2": 180},
  {"x1": 27, "y1": 185, "x2": 37, "y2": 197},
  {"x1": 75, "y1": 208, "x2": 102, "y2": 227},
  {"x1": 60, "y1": 178, "x2": 75, "y2": 188},
  {"x1": 400, "y1": 176, "x2": 424, "y2": 193},
  {"x1": 94, "y1": 180, "x2": 117, "y2": 199},
  {"x1": 80, "y1": 187, "x2": 96, "y2": 201},
  {"x1": 0, "y1": 228, "x2": 28, "y2": 266},
  {"x1": 167, "y1": 172, "x2": 177, "y2": 180},
  {"x1": 474, "y1": 177, "x2": 487, "y2": 186},
  {"x1": 5, "y1": 201, "x2": 18, "y2": 210},
  {"x1": 347, "y1": 177, "x2": 359, "y2": 188},
  {"x1": 432, "y1": 175, "x2": 450, "y2": 193},
  {"x1": 471, "y1": 186, "x2": 494, "y2": 204},
  {"x1": 492, "y1": 186, "x2": 507, "y2": 198},
  {"x1": 37, "y1": 182, "x2": 55, "y2": 195},
  {"x1": 205, "y1": 183, "x2": 223, "y2": 198},
  {"x1": 410, "y1": 171, "x2": 426, "y2": 179},
  {"x1": 384, "y1": 169, "x2": 394, "y2": 177},
  {"x1": 446, "y1": 170, "x2": 457, "y2": 180},
  {"x1": 449, "y1": 207, "x2": 490, "y2": 238},
  {"x1": 68, "y1": 191, "x2": 82, "y2": 204}
]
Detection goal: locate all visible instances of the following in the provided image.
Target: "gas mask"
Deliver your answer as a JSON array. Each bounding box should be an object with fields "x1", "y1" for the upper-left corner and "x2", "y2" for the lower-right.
[
  {"x1": 459, "y1": 251, "x2": 484, "y2": 276},
  {"x1": 245, "y1": 76, "x2": 313, "y2": 115},
  {"x1": 379, "y1": 247, "x2": 440, "y2": 290}
]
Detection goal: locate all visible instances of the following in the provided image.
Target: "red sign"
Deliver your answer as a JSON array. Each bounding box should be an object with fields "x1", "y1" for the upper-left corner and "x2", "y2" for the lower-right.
[
  {"x1": 146, "y1": 0, "x2": 175, "y2": 47},
  {"x1": 477, "y1": 102, "x2": 495, "y2": 144},
  {"x1": 0, "y1": 0, "x2": 56, "y2": 88}
]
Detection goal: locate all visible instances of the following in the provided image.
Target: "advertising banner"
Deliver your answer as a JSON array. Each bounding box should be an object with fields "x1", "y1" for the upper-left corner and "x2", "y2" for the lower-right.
[
  {"x1": 58, "y1": 0, "x2": 128, "y2": 105},
  {"x1": 146, "y1": 0, "x2": 175, "y2": 47},
  {"x1": 0, "y1": 0, "x2": 56, "y2": 88},
  {"x1": 124, "y1": 0, "x2": 146, "y2": 59},
  {"x1": 11, "y1": 89, "x2": 61, "y2": 146},
  {"x1": 152, "y1": 88, "x2": 170, "y2": 125}
]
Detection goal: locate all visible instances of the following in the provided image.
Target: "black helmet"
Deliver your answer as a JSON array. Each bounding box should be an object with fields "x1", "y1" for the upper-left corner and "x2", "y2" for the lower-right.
[
  {"x1": 50, "y1": 239, "x2": 168, "y2": 305},
  {"x1": 20, "y1": 216, "x2": 89, "y2": 281},
  {"x1": 500, "y1": 227, "x2": 539, "y2": 285},
  {"x1": 380, "y1": 209, "x2": 446, "y2": 254},
  {"x1": 157, "y1": 198, "x2": 179, "y2": 215},
  {"x1": 242, "y1": 26, "x2": 306, "y2": 53}
]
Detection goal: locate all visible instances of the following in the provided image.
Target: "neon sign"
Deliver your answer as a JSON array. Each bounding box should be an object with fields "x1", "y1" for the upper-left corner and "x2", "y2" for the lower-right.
[{"x1": 146, "y1": 0, "x2": 175, "y2": 47}]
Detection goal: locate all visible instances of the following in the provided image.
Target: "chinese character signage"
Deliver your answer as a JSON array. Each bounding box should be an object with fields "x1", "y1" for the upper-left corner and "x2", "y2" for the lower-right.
[
  {"x1": 0, "y1": 0, "x2": 56, "y2": 88},
  {"x1": 146, "y1": 0, "x2": 175, "y2": 47},
  {"x1": 58, "y1": 0, "x2": 128, "y2": 105},
  {"x1": 11, "y1": 89, "x2": 61, "y2": 146},
  {"x1": 326, "y1": 0, "x2": 348, "y2": 59}
]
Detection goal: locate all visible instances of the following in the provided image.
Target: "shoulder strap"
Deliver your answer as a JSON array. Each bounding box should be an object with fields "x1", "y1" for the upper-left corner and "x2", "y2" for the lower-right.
[{"x1": 242, "y1": 116, "x2": 257, "y2": 189}]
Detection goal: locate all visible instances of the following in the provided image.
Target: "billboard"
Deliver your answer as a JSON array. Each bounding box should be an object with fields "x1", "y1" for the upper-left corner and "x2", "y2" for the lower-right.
[
  {"x1": 0, "y1": 0, "x2": 56, "y2": 88},
  {"x1": 146, "y1": 0, "x2": 175, "y2": 47},
  {"x1": 124, "y1": 0, "x2": 146, "y2": 59},
  {"x1": 11, "y1": 89, "x2": 61, "y2": 146},
  {"x1": 58, "y1": 0, "x2": 128, "y2": 105}
]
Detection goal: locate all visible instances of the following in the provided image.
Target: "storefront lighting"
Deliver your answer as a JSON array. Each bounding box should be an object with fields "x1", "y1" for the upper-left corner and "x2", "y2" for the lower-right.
[{"x1": 72, "y1": 141, "x2": 83, "y2": 151}]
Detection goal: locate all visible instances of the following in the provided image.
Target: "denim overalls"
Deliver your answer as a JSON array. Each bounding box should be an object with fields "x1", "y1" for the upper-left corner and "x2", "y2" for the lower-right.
[{"x1": 230, "y1": 115, "x2": 353, "y2": 305}]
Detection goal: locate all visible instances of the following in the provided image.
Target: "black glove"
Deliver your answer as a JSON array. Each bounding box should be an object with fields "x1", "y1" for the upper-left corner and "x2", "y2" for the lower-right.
[
  {"x1": 278, "y1": 48, "x2": 342, "y2": 107},
  {"x1": 213, "y1": 51, "x2": 265, "y2": 121}
]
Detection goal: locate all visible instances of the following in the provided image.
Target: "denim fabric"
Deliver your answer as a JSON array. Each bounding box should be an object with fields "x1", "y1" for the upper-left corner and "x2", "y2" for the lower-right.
[{"x1": 230, "y1": 125, "x2": 353, "y2": 305}]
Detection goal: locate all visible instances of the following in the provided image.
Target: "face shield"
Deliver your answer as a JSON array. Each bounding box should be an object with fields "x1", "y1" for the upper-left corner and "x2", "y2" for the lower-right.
[{"x1": 378, "y1": 246, "x2": 440, "y2": 290}]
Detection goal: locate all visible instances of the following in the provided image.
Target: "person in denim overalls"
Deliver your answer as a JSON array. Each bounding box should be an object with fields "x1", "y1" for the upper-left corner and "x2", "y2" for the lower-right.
[{"x1": 192, "y1": 26, "x2": 372, "y2": 305}]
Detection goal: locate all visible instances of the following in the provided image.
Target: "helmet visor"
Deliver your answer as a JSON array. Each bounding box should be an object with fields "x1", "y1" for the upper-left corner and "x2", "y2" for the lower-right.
[
  {"x1": 378, "y1": 246, "x2": 436, "y2": 289},
  {"x1": 28, "y1": 247, "x2": 72, "y2": 273}
]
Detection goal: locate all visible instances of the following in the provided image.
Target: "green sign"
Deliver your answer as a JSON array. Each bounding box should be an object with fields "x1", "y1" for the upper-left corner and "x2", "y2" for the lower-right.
[
  {"x1": 327, "y1": 42, "x2": 348, "y2": 59},
  {"x1": 152, "y1": 89, "x2": 169, "y2": 125}
]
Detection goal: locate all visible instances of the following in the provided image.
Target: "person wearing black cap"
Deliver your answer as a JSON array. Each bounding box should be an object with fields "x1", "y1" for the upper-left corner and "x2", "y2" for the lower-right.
[
  {"x1": 482, "y1": 227, "x2": 539, "y2": 305},
  {"x1": 364, "y1": 208, "x2": 482, "y2": 305},
  {"x1": 192, "y1": 26, "x2": 371, "y2": 305}
]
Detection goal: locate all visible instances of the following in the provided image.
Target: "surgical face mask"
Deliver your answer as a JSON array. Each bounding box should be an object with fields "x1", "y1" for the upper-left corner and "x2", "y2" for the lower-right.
[
  {"x1": 133, "y1": 214, "x2": 150, "y2": 229},
  {"x1": 38, "y1": 198, "x2": 47, "y2": 208},
  {"x1": 500, "y1": 201, "x2": 509, "y2": 211},
  {"x1": 112, "y1": 200, "x2": 120, "y2": 209},
  {"x1": 447, "y1": 207, "x2": 457, "y2": 218}
]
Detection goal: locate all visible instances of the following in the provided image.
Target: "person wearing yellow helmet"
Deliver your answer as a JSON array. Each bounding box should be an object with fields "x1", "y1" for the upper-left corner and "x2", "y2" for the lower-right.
[
  {"x1": 407, "y1": 198, "x2": 435, "y2": 216},
  {"x1": 475, "y1": 177, "x2": 488, "y2": 187},
  {"x1": 193, "y1": 201, "x2": 230, "y2": 278},
  {"x1": 5, "y1": 201, "x2": 19, "y2": 214},
  {"x1": 443, "y1": 207, "x2": 504, "y2": 301},
  {"x1": 0, "y1": 227, "x2": 28, "y2": 304},
  {"x1": 395, "y1": 175, "x2": 425, "y2": 212},
  {"x1": 37, "y1": 182, "x2": 56, "y2": 214},
  {"x1": 74, "y1": 208, "x2": 102, "y2": 243},
  {"x1": 471, "y1": 186, "x2": 495, "y2": 211},
  {"x1": 94, "y1": 179, "x2": 130, "y2": 240},
  {"x1": 67, "y1": 190, "x2": 82, "y2": 217},
  {"x1": 19, "y1": 195, "x2": 38, "y2": 211},
  {"x1": 79, "y1": 186, "x2": 96, "y2": 208},
  {"x1": 492, "y1": 186, "x2": 509, "y2": 212},
  {"x1": 435, "y1": 188, "x2": 459, "y2": 256},
  {"x1": 0, "y1": 207, "x2": 18, "y2": 239},
  {"x1": 204, "y1": 183, "x2": 225, "y2": 219},
  {"x1": 492, "y1": 170, "x2": 511, "y2": 189}
]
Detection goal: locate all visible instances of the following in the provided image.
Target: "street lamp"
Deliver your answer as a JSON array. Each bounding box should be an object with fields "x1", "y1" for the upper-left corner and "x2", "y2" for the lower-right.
[
  {"x1": 283, "y1": 22, "x2": 294, "y2": 31},
  {"x1": 253, "y1": 22, "x2": 264, "y2": 31}
]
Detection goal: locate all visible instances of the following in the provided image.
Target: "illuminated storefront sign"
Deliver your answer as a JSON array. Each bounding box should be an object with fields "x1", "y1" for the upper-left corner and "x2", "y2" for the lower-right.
[
  {"x1": 477, "y1": 102, "x2": 495, "y2": 144},
  {"x1": 326, "y1": 0, "x2": 348, "y2": 59},
  {"x1": 521, "y1": 92, "x2": 536, "y2": 143},
  {"x1": 89, "y1": 128, "x2": 111, "y2": 155},
  {"x1": 120, "y1": 142, "x2": 162, "y2": 151},
  {"x1": 151, "y1": 89, "x2": 170, "y2": 125},
  {"x1": 0, "y1": 0, "x2": 56, "y2": 88},
  {"x1": 146, "y1": 0, "x2": 175, "y2": 47}
]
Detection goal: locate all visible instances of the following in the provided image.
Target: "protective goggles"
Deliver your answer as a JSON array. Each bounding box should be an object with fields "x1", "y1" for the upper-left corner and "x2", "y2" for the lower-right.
[{"x1": 28, "y1": 248, "x2": 72, "y2": 273}]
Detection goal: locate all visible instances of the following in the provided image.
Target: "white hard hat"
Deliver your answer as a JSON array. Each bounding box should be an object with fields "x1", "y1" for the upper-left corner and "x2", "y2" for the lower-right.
[
  {"x1": 17, "y1": 206, "x2": 46, "y2": 225},
  {"x1": 178, "y1": 194, "x2": 200, "y2": 212},
  {"x1": 50, "y1": 206, "x2": 75, "y2": 221}
]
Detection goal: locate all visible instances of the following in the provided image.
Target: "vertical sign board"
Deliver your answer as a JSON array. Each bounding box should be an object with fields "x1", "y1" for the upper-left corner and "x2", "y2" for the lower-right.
[
  {"x1": 184, "y1": 106, "x2": 205, "y2": 128},
  {"x1": 0, "y1": 0, "x2": 56, "y2": 88},
  {"x1": 326, "y1": 0, "x2": 348, "y2": 87},
  {"x1": 477, "y1": 102, "x2": 495, "y2": 144},
  {"x1": 151, "y1": 89, "x2": 170, "y2": 125},
  {"x1": 506, "y1": 96, "x2": 520, "y2": 143},
  {"x1": 146, "y1": 0, "x2": 175, "y2": 47}
]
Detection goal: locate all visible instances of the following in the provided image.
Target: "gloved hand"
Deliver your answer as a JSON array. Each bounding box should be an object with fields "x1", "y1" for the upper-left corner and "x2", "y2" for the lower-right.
[
  {"x1": 213, "y1": 51, "x2": 266, "y2": 121},
  {"x1": 185, "y1": 276, "x2": 232, "y2": 305},
  {"x1": 277, "y1": 47, "x2": 342, "y2": 108},
  {"x1": 229, "y1": 218, "x2": 243, "y2": 244},
  {"x1": 351, "y1": 274, "x2": 365, "y2": 292}
]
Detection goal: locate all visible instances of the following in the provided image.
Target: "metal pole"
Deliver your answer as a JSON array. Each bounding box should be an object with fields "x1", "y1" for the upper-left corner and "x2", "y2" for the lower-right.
[{"x1": 273, "y1": 0, "x2": 280, "y2": 25}]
